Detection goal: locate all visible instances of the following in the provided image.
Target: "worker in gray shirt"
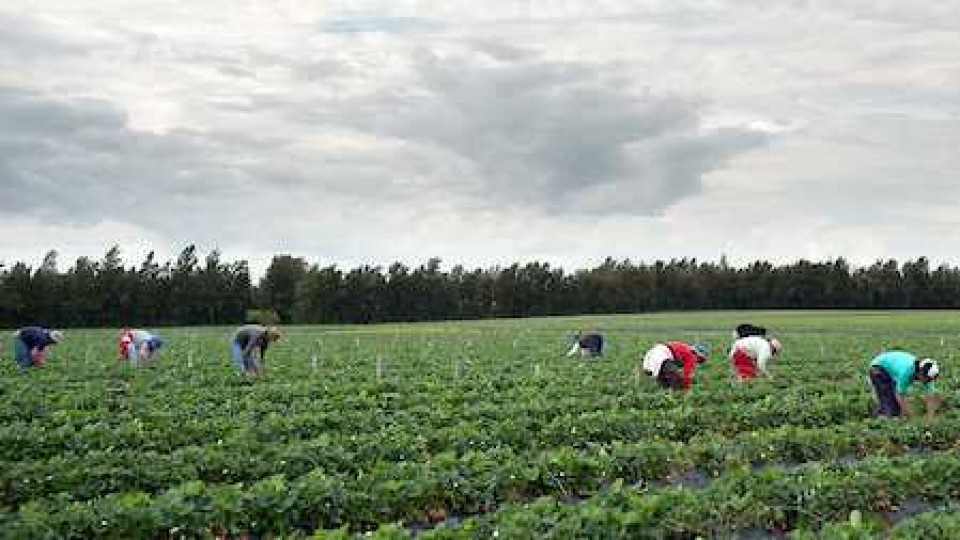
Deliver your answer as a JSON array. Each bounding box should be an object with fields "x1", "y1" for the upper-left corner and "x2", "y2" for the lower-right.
[{"x1": 230, "y1": 324, "x2": 282, "y2": 374}]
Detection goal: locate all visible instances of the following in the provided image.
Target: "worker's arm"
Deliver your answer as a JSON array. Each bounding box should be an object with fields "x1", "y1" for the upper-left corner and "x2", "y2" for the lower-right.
[
  {"x1": 757, "y1": 347, "x2": 773, "y2": 378},
  {"x1": 681, "y1": 355, "x2": 695, "y2": 389},
  {"x1": 896, "y1": 393, "x2": 914, "y2": 418},
  {"x1": 566, "y1": 342, "x2": 580, "y2": 357},
  {"x1": 922, "y1": 393, "x2": 941, "y2": 420}
]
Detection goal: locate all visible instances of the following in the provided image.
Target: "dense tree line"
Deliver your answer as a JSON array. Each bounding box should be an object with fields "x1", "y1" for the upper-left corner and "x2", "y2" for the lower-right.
[
  {"x1": 1, "y1": 247, "x2": 959, "y2": 328},
  {"x1": 0, "y1": 246, "x2": 251, "y2": 328}
]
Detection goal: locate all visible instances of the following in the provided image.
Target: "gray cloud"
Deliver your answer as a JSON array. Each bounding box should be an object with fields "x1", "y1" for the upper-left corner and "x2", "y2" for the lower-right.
[
  {"x1": 290, "y1": 44, "x2": 771, "y2": 215},
  {"x1": 0, "y1": 87, "x2": 255, "y2": 234},
  {"x1": 1, "y1": 1, "x2": 959, "y2": 272},
  {"x1": 0, "y1": 12, "x2": 92, "y2": 59}
]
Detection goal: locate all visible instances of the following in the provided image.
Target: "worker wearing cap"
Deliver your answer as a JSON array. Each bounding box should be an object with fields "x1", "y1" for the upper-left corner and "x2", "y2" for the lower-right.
[
  {"x1": 729, "y1": 335, "x2": 782, "y2": 381},
  {"x1": 118, "y1": 328, "x2": 165, "y2": 365},
  {"x1": 869, "y1": 351, "x2": 941, "y2": 419},
  {"x1": 566, "y1": 331, "x2": 604, "y2": 358},
  {"x1": 12, "y1": 326, "x2": 62, "y2": 368},
  {"x1": 640, "y1": 341, "x2": 709, "y2": 390},
  {"x1": 733, "y1": 323, "x2": 767, "y2": 339},
  {"x1": 230, "y1": 324, "x2": 282, "y2": 374}
]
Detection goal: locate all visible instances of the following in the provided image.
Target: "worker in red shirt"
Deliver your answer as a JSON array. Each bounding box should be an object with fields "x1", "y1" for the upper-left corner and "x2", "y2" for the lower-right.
[{"x1": 641, "y1": 341, "x2": 709, "y2": 389}]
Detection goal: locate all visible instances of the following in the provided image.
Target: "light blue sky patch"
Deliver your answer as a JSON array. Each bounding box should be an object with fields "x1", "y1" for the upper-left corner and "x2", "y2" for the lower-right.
[{"x1": 318, "y1": 15, "x2": 442, "y2": 35}]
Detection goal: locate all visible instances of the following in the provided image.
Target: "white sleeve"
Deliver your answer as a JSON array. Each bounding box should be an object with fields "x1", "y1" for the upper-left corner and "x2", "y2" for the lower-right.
[
  {"x1": 566, "y1": 342, "x2": 580, "y2": 357},
  {"x1": 642, "y1": 344, "x2": 672, "y2": 376},
  {"x1": 756, "y1": 342, "x2": 773, "y2": 374}
]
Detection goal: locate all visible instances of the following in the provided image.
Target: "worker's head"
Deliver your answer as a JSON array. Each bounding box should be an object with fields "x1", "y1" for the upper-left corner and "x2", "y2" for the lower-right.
[
  {"x1": 692, "y1": 342, "x2": 709, "y2": 363},
  {"x1": 49, "y1": 330, "x2": 63, "y2": 343},
  {"x1": 148, "y1": 336, "x2": 165, "y2": 352},
  {"x1": 265, "y1": 326, "x2": 282, "y2": 342},
  {"x1": 769, "y1": 338, "x2": 783, "y2": 355},
  {"x1": 918, "y1": 358, "x2": 940, "y2": 382}
]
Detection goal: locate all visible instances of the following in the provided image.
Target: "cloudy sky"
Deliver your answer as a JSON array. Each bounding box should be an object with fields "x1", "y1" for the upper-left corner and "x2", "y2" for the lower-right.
[{"x1": 2, "y1": 1, "x2": 959, "y2": 277}]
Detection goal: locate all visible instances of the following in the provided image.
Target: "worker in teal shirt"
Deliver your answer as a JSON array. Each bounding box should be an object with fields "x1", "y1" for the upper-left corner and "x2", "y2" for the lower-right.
[{"x1": 869, "y1": 350, "x2": 941, "y2": 419}]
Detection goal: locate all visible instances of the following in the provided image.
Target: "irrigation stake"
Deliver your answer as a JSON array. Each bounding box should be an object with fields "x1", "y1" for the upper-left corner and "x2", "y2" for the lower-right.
[
  {"x1": 454, "y1": 358, "x2": 464, "y2": 380},
  {"x1": 422, "y1": 340, "x2": 432, "y2": 364},
  {"x1": 376, "y1": 355, "x2": 384, "y2": 381},
  {"x1": 311, "y1": 354, "x2": 318, "y2": 371}
]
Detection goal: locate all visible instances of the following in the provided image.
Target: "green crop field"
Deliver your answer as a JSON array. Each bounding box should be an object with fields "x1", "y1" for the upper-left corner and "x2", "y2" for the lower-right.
[{"x1": 3, "y1": 311, "x2": 960, "y2": 538}]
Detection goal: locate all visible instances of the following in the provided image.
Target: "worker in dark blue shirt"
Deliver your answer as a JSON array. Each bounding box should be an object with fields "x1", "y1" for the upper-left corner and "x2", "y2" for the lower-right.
[
  {"x1": 13, "y1": 326, "x2": 63, "y2": 368},
  {"x1": 566, "y1": 331, "x2": 604, "y2": 358}
]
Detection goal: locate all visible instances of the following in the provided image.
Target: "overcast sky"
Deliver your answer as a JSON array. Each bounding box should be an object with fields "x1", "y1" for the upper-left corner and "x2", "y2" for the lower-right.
[{"x1": 2, "y1": 1, "x2": 959, "y2": 277}]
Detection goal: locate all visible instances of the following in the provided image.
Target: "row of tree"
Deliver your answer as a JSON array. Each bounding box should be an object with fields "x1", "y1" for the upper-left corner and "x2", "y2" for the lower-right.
[{"x1": 1, "y1": 246, "x2": 958, "y2": 328}]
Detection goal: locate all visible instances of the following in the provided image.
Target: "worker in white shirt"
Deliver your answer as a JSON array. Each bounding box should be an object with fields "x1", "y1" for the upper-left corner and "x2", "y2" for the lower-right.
[{"x1": 729, "y1": 335, "x2": 781, "y2": 381}]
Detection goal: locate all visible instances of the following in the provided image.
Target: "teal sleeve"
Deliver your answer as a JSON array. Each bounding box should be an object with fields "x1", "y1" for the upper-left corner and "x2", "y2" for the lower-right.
[{"x1": 894, "y1": 374, "x2": 911, "y2": 395}]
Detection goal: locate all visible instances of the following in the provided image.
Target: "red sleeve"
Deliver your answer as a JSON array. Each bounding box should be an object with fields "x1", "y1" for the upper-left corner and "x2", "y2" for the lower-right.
[
  {"x1": 681, "y1": 353, "x2": 695, "y2": 389},
  {"x1": 666, "y1": 341, "x2": 697, "y2": 389}
]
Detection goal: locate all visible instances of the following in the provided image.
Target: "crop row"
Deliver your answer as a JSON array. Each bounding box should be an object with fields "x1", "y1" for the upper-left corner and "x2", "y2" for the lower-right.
[
  {"x1": 4, "y1": 412, "x2": 960, "y2": 536},
  {"x1": 0, "y1": 384, "x2": 874, "y2": 468},
  {"x1": 0, "y1": 352, "x2": 862, "y2": 426},
  {"x1": 306, "y1": 450, "x2": 960, "y2": 539},
  {"x1": 4, "y1": 399, "x2": 953, "y2": 510},
  {"x1": 0, "y1": 388, "x2": 876, "y2": 505}
]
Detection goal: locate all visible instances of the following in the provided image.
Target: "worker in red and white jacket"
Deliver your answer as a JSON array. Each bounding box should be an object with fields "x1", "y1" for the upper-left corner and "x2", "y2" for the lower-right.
[
  {"x1": 118, "y1": 328, "x2": 165, "y2": 365},
  {"x1": 641, "y1": 341, "x2": 709, "y2": 390},
  {"x1": 729, "y1": 335, "x2": 781, "y2": 381}
]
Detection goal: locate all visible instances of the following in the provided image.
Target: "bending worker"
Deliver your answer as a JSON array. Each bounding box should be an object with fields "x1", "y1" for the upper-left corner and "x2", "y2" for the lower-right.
[
  {"x1": 567, "y1": 331, "x2": 604, "y2": 358},
  {"x1": 118, "y1": 328, "x2": 165, "y2": 364},
  {"x1": 12, "y1": 326, "x2": 62, "y2": 368},
  {"x1": 869, "y1": 350, "x2": 941, "y2": 419},
  {"x1": 230, "y1": 324, "x2": 282, "y2": 374},
  {"x1": 729, "y1": 335, "x2": 781, "y2": 381},
  {"x1": 641, "y1": 341, "x2": 709, "y2": 390}
]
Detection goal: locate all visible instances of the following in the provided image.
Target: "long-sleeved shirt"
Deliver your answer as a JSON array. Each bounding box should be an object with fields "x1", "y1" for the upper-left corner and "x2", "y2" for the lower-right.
[
  {"x1": 729, "y1": 336, "x2": 775, "y2": 375},
  {"x1": 233, "y1": 324, "x2": 270, "y2": 358},
  {"x1": 131, "y1": 329, "x2": 151, "y2": 344},
  {"x1": 871, "y1": 350, "x2": 936, "y2": 395},
  {"x1": 664, "y1": 341, "x2": 701, "y2": 389},
  {"x1": 567, "y1": 333, "x2": 603, "y2": 356},
  {"x1": 120, "y1": 329, "x2": 163, "y2": 362},
  {"x1": 16, "y1": 327, "x2": 56, "y2": 351},
  {"x1": 642, "y1": 343, "x2": 673, "y2": 377}
]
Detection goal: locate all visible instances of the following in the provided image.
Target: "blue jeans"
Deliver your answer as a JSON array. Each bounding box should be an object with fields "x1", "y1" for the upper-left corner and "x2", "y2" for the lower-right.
[
  {"x1": 230, "y1": 342, "x2": 260, "y2": 373},
  {"x1": 230, "y1": 341, "x2": 245, "y2": 372},
  {"x1": 13, "y1": 339, "x2": 32, "y2": 369}
]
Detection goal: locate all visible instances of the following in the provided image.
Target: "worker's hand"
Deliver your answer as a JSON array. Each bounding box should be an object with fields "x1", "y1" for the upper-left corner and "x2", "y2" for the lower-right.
[
  {"x1": 896, "y1": 395, "x2": 913, "y2": 418},
  {"x1": 923, "y1": 394, "x2": 941, "y2": 420}
]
